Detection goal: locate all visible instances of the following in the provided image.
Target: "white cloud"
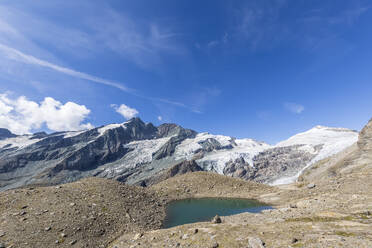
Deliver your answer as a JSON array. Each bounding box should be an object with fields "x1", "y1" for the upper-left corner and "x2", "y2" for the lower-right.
[
  {"x1": 111, "y1": 104, "x2": 139, "y2": 120},
  {"x1": 0, "y1": 93, "x2": 93, "y2": 134},
  {"x1": 157, "y1": 116, "x2": 163, "y2": 121},
  {"x1": 284, "y1": 102, "x2": 305, "y2": 114}
]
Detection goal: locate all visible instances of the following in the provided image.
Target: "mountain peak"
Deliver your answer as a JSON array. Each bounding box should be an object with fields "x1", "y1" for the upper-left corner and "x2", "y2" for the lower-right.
[
  {"x1": 0, "y1": 128, "x2": 17, "y2": 140},
  {"x1": 126, "y1": 117, "x2": 144, "y2": 124}
]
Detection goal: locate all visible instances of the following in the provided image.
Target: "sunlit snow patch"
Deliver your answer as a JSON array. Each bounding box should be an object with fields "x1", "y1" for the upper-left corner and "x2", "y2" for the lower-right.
[
  {"x1": 0, "y1": 135, "x2": 42, "y2": 150},
  {"x1": 271, "y1": 126, "x2": 358, "y2": 185}
]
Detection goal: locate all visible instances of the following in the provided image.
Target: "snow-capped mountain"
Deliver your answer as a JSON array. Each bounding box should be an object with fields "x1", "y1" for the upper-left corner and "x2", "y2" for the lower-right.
[
  {"x1": 0, "y1": 118, "x2": 358, "y2": 191},
  {"x1": 272, "y1": 125, "x2": 358, "y2": 184}
]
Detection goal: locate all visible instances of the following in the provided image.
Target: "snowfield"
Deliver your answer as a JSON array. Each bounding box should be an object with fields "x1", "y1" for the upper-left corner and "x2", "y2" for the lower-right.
[
  {"x1": 271, "y1": 126, "x2": 358, "y2": 185},
  {"x1": 0, "y1": 135, "x2": 42, "y2": 150},
  {"x1": 98, "y1": 123, "x2": 127, "y2": 136}
]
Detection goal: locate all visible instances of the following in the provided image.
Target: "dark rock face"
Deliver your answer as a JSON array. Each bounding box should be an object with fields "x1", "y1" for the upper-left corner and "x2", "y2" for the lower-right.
[
  {"x1": 198, "y1": 138, "x2": 232, "y2": 152},
  {"x1": 138, "y1": 160, "x2": 203, "y2": 187},
  {"x1": 0, "y1": 118, "x2": 196, "y2": 191},
  {"x1": 157, "y1": 123, "x2": 195, "y2": 138},
  {"x1": 166, "y1": 160, "x2": 203, "y2": 178},
  {"x1": 50, "y1": 119, "x2": 158, "y2": 174},
  {"x1": 0, "y1": 128, "x2": 16, "y2": 140}
]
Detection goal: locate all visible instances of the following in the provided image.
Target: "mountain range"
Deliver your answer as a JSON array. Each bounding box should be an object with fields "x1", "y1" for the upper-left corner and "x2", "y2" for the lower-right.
[{"x1": 0, "y1": 117, "x2": 358, "y2": 191}]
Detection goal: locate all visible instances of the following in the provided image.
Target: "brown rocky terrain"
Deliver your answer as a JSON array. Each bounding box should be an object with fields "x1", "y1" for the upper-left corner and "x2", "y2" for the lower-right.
[
  {"x1": 0, "y1": 172, "x2": 275, "y2": 248},
  {"x1": 0, "y1": 178, "x2": 165, "y2": 248}
]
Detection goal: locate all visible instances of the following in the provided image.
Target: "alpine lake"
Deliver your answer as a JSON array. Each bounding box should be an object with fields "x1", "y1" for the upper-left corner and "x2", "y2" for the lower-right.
[{"x1": 163, "y1": 197, "x2": 272, "y2": 228}]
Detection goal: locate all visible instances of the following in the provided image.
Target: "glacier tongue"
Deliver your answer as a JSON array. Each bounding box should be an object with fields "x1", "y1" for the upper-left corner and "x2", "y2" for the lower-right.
[{"x1": 271, "y1": 125, "x2": 358, "y2": 185}]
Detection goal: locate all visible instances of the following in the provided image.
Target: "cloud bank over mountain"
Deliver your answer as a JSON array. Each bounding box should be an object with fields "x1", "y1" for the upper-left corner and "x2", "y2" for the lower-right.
[{"x1": 0, "y1": 93, "x2": 93, "y2": 134}]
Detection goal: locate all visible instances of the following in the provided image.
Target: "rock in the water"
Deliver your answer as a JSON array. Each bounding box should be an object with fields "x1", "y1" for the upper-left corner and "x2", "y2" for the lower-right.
[
  {"x1": 248, "y1": 237, "x2": 265, "y2": 248},
  {"x1": 211, "y1": 215, "x2": 222, "y2": 224},
  {"x1": 307, "y1": 183, "x2": 316, "y2": 189}
]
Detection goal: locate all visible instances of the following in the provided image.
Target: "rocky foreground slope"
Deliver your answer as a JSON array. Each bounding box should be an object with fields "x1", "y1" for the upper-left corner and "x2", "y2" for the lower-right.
[
  {"x1": 0, "y1": 172, "x2": 274, "y2": 248},
  {"x1": 111, "y1": 118, "x2": 372, "y2": 248},
  {"x1": 0, "y1": 177, "x2": 166, "y2": 248},
  {"x1": 0, "y1": 118, "x2": 358, "y2": 191}
]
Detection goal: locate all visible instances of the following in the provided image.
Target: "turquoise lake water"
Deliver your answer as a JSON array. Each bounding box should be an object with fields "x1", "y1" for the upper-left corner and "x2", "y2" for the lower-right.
[{"x1": 163, "y1": 197, "x2": 272, "y2": 228}]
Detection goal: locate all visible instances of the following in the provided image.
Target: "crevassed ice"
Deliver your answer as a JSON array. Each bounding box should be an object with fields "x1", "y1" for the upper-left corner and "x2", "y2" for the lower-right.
[
  {"x1": 198, "y1": 139, "x2": 271, "y2": 174},
  {"x1": 175, "y1": 133, "x2": 271, "y2": 174},
  {"x1": 108, "y1": 137, "x2": 171, "y2": 173},
  {"x1": 175, "y1": 132, "x2": 237, "y2": 160},
  {"x1": 0, "y1": 135, "x2": 41, "y2": 150}
]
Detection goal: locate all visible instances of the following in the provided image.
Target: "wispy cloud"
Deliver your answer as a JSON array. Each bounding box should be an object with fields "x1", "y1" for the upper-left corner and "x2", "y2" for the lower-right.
[
  {"x1": 0, "y1": 3, "x2": 186, "y2": 67},
  {"x1": 0, "y1": 43, "x2": 197, "y2": 111},
  {"x1": 89, "y1": 8, "x2": 186, "y2": 69},
  {"x1": 234, "y1": 1, "x2": 286, "y2": 50},
  {"x1": 284, "y1": 102, "x2": 304, "y2": 114},
  {"x1": 324, "y1": 5, "x2": 369, "y2": 26},
  {"x1": 207, "y1": 40, "x2": 219, "y2": 48},
  {"x1": 186, "y1": 86, "x2": 222, "y2": 114},
  {"x1": 0, "y1": 43, "x2": 131, "y2": 92},
  {"x1": 198, "y1": 32, "x2": 229, "y2": 51},
  {"x1": 0, "y1": 3, "x2": 197, "y2": 113},
  {"x1": 232, "y1": 1, "x2": 370, "y2": 51}
]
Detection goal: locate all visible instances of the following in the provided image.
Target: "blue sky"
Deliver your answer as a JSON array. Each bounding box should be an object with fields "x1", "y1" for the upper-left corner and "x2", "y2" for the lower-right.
[{"x1": 0, "y1": 0, "x2": 371, "y2": 143}]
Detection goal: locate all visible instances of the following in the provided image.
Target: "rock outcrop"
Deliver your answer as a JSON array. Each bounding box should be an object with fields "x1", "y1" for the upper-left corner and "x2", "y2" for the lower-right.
[{"x1": 0, "y1": 128, "x2": 16, "y2": 140}]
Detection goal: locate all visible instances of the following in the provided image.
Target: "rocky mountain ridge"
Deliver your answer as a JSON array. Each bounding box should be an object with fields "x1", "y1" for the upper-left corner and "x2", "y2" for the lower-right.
[{"x1": 0, "y1": 118, "x2": 358, "y2": 191}]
